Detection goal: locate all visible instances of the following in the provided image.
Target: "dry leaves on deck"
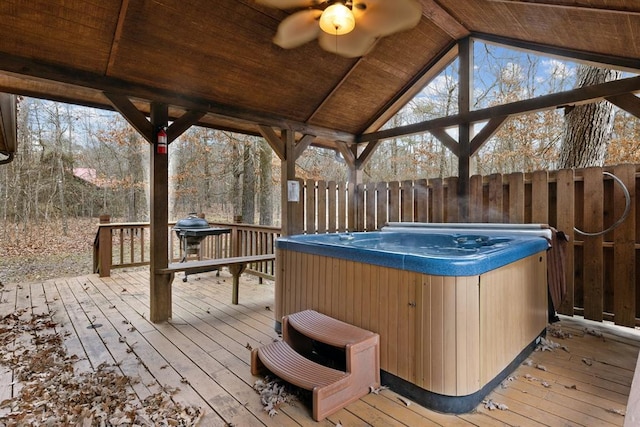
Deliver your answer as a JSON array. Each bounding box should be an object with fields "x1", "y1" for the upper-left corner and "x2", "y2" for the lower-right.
[
  {"x1": 0, "y1": 310, "x2": 202, "y2": 426},
  {"x1": 253, "y1": 376, "x2": 306, "y2": 417}
]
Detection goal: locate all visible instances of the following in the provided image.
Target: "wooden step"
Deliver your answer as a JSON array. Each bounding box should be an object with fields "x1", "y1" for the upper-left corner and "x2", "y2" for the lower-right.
[
  {"x1": 285, "y1": 309, "x2": 377, "y2": 348},
  {"x1": 251, "y1": 340, "x2": 355, "y2": 421},
  {"x1": 252, "y1": 310, "x2": 381, "y2": 421},
  {"x1": 251, "y1": 340, "x2": 349, "y2": 390}
]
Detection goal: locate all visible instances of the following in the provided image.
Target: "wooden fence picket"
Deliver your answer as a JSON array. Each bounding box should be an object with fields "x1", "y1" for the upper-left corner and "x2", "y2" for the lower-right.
[
  {"x1": 582, "y1": 167, "x2": 605, "y2": 322},
  {"x1": 431, "y1": 178, "x2": 444, "y2": 223},
  {"x1": 377, "y1": 182, "x2": 388, "y2": 228},
  {"x1": 556, "y1": 168, "x2": 575, "y2": 315},
  {"x1": 469, "y1": 174, "x2": 483, "y2": 222},
  {"x1": 317, "y1": 180, "x2": 327, "y2": 234},
  {"x1": 613, "y1": 164, "x2": 636, "y2": 326},
  {"x1": 507, "y1": 172, "x2": 525, "y2": 223},
  {"x1": 365, "y1": 182, "x2": 376, "y2": 231},
  {"x1": 488, "y1": 173, "x2": 503, "y2": 223},
  {"x1": 327, "y1": 181, "x2": 337, "y2": 233},
  {"x1": 415, "y1": 179, "x2": 429, "y2": 223},
  {"x1": 401, "y1": 180, "x2": 413, "y2": 223}
]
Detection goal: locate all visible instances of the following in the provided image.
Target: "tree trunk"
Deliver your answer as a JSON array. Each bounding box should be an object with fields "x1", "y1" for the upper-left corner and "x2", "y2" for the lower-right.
[
  {"x1": 558, "y1": 65, "x2": 621, "y2": 168},
  {"x1": 231, "y1": 138, "x2": 243, "y2": 222},
  {"x1": 258, "y1": 139, "x2": 273, "y2": 226},
  {"x1": 241, "y1": 139, "x2": 255, "y2": 224}
]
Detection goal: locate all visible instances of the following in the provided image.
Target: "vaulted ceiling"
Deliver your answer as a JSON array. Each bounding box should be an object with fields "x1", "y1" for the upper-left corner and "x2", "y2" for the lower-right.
[{"x1": 0, "y1": 0, "x2": 638, "y2": 153}]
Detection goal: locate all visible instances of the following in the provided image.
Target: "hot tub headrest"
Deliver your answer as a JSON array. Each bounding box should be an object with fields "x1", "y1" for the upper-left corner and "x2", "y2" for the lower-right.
[{"x1": 382, "y1": 222, "x2": 553, "y2": 240}]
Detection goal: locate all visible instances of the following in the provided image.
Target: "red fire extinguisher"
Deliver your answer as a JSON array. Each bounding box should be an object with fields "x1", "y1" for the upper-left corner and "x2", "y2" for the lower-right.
[{"x1": 157, "y1": 127, "x2": 167, "y2": 154}]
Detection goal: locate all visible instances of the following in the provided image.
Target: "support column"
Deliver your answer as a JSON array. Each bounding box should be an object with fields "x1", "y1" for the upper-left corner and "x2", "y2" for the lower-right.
[
  {"x1": 149, "y1": 102, "x2": 172, "y2": 322},
  {"x1": 280, "y1": 129, "x2": 300, "y2": 236},
  {"x1": 457, "y1": 37, "x2": 473, "y2": 222}
]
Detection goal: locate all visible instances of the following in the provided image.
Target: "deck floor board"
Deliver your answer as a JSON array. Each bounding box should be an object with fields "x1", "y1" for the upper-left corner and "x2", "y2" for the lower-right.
[{"x1": 0, "y1": 268, "x2": 638, "y2": 426}]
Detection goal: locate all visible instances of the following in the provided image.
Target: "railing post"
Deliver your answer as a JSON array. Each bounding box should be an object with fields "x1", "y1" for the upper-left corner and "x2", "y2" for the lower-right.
[
  {"x1": 232, "y1": 216, "x2": 242, "y2": 257},
  {"x1": 98, "y1": 214, "x2": 112, "y2": 277}
]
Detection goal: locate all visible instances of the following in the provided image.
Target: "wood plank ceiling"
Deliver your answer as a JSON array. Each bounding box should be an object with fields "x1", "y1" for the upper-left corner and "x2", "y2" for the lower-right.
[{"x1": 0, "y1": 0, "x2": 638, "y2": 150}]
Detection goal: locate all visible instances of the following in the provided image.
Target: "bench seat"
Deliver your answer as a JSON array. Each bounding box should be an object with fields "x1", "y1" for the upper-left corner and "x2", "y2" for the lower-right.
[{"x1": 157, "y1": 254, "x2": 275, "y2": 304}]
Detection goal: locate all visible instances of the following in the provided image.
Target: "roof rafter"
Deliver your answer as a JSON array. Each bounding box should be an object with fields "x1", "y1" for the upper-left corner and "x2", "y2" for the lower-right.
[
  {"x1": 360, "y1": 75, "x2": 640, "y2": 143},
  {"x1": 474, "y1": 33, "x2": 640, "y2": 72}
]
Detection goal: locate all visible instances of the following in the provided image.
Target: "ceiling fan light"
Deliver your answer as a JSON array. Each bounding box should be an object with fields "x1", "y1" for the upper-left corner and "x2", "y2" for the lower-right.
[{"x1": 319, "y1": 3, "x2": 355, "y2": 35}]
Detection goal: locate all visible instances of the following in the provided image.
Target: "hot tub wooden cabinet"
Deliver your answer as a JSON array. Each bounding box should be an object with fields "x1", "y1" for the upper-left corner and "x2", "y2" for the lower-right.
[{"x1": 275, "y1": 227, "x2": 550, "y2": 413}]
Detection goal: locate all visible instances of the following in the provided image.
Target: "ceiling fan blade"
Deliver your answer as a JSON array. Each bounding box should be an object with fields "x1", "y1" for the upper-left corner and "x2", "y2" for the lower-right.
[
  {"x1": 353, "y1": 0, "x2": 422, "y2": 37},
  {"x1": 254, "y1": 0, "x2": 324, "y2": 9},
  {"x1": 318, "y1": 27, "x2": 377, "y2": 58},
  {"x1": 273, "y1": 9, "x2": 322, "y2": 49}
]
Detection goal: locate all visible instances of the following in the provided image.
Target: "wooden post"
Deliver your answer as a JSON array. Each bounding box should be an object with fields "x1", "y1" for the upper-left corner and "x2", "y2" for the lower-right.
[
  {"x1": 457, "y1": 37, "x2": 473, "y2": 222},
  {"x1": 149, "y1": 102, "x2": 172, "y2": 323},
  {"x1": 281, "y1": 129, "x2": 301, "y2": 236},
  {"x1": 97, "y1": 214, "x2": 111, "y2": 277},
  {"x1": 348, "y1": 153, "x2": 363, "y2": 231}
]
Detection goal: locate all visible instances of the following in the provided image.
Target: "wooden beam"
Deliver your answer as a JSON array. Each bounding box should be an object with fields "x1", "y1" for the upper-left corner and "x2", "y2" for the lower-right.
[
  {"x1": 335, "y1": 142, "x2": 356, "y2": 169},
  {"x1": 294, "y1": 134, "x2": 315, "y2": 160},
  {"x1": 306, "y1": 57, "x2": 365, "y2": 124},
  {"x1": 167, "y1": 109, "x2": 207, "y2": 143},
  {"x1": 606, "y1": 93, "x2": 640, "y2": 119},
  {"x1": 470, "y1": 116, "x2": 508, "y2": 155},
  {"x1": 104, "y1": 92, "x2": 153, "y2": 142},
  {"x1": 105, "y1": 0, "x2": 130, "y2": 73},
  {"x1": 258, "y1": 125, "x2": 285, "y2": 160},
  {"x1": 473, "y1": 32, "x2": 640, "y2": 72},
  {"x1": 360, "y1": 75, "x2": 640, "y2": 143},
  {"x1": 355, "y1": 140, "x2": 382, "y2": 169},
  {"x1": 0, "y1": 52, "x2": 355, "y2": 144},
  {"x1": 363, "y1": 43, "x2": 459, "y2": 134},
  {"x1": 428, "y1": 128, "x2": 459, "y2": 156},
  {"x1": 420, "y1": 0, "x2": 469, "y2": 39},
  {"x1": 485, "y1": 0, "x2": 640, "y2": 17}
]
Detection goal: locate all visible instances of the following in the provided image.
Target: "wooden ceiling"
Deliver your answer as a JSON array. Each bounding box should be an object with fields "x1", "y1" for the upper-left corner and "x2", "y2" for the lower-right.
[{"x1": 0, "y1": 0, "x2": 638, "y2": 150}]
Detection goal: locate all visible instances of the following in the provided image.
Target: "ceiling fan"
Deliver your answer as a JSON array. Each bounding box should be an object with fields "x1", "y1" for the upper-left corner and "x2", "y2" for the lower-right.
[{"x1": 255, "y1": 0, "x2": 423, "y2": 58}]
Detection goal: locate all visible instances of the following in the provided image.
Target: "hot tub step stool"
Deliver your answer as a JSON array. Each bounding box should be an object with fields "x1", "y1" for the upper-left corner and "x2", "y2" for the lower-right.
[{"x1": 251, "y1": 309, "x2": 380, "y2": 421}]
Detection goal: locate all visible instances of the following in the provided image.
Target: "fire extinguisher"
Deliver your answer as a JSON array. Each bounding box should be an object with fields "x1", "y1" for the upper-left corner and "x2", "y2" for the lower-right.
[{"x1": 157, "y1": 127, "x2": 167, "y2": 154}]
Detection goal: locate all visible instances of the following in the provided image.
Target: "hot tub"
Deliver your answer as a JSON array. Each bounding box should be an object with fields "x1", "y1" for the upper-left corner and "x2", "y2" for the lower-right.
[{"x1": 274, "y1": 223, "x2": 550, "y2": 413}]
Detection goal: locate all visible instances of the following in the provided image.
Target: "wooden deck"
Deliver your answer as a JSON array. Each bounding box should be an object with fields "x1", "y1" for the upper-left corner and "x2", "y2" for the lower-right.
[{"x1": 0, "y1": 268, "x2": 637, "y2": 426}]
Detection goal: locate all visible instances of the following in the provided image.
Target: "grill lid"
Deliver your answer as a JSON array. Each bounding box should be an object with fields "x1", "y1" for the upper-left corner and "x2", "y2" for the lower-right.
[{"x1": 174, "y1": 213, "x2": 209, "y2": 230}]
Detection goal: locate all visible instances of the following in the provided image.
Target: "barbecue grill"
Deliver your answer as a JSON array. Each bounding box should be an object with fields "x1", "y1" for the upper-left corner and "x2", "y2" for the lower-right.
[{"x1": 173, "y1": 213, "x2": 231, "y2": 281}]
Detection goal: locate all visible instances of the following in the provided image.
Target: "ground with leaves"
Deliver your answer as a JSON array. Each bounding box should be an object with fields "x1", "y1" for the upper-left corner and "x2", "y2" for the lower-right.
[
  {"x1": 0, "y1": 308, "x2": 202, "y2": 425},
  {"x1": 0, "y1": 218, "x2": 97, "y2": 285}
]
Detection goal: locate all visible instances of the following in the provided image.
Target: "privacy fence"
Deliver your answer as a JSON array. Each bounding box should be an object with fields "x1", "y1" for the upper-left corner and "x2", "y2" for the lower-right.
[{"x1": 296, "y1": 164, "x2": 639, "y2": 328}]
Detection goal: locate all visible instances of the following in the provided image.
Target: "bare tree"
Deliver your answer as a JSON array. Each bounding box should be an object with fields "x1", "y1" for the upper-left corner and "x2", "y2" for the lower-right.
[
  {"x1": 258, "y1": 139, "x2": 273, "y2": 226},
  {"x1": 241, "y1": 138, "x2": 256, "y2": 224}
]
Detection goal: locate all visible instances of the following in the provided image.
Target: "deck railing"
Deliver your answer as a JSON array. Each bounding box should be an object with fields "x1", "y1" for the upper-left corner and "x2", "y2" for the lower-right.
[{"x1": 93, "y1": 218, "x2": 279, "y2": 281}]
